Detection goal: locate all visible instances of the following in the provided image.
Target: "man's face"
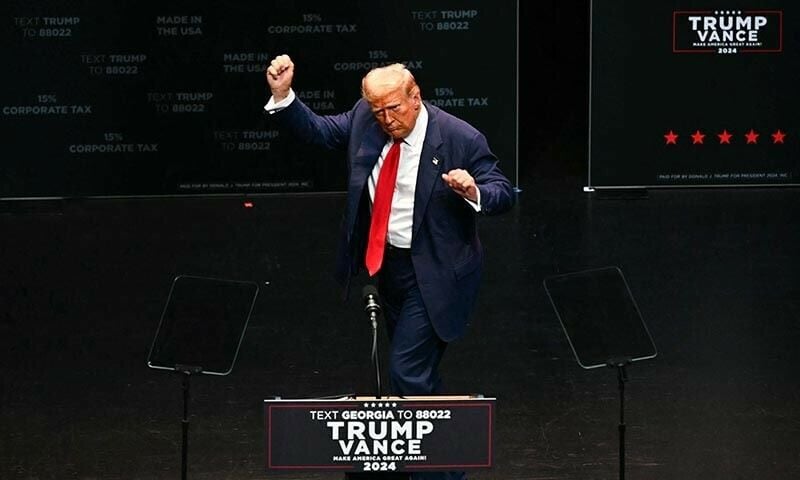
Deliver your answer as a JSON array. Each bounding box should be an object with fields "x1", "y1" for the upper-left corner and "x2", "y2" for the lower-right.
[{"x1": 367, "y1": 85, "x2": 421, "y2": 140}]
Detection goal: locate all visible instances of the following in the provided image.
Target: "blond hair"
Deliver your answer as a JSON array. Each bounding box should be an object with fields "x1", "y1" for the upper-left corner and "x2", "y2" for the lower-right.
[{"x1": 361, "y1": 63, "x2": 418, "y2": 101}]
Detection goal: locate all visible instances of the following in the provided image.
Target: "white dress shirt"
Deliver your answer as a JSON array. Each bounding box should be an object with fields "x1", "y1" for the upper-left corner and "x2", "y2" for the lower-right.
[{"x1": 367, "y1": 105, "x2": 429, "y2": 248}]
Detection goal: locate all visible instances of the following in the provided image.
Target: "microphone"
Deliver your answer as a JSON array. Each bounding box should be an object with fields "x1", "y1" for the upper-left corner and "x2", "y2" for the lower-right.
[{"x1": 362, "y1": 285, "x2": 381, "y2": 325}]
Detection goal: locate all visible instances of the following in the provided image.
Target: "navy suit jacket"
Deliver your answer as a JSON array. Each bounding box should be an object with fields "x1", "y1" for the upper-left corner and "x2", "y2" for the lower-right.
[{"x1": 272, "y1": 96, "x2": 515, "y2": 342}]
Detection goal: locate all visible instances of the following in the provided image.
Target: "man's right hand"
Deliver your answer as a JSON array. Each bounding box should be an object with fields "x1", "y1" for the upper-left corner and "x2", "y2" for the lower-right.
[{"x1": 266, "y1": 54, "x2": 294, "y2": 102}]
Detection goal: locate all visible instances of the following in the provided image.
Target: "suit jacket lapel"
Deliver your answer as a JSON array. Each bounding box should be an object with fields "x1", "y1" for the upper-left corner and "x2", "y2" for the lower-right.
[
  {"x1": 346, "y1": 125, "x2": 386, "y2": 235},
  {"x1": 352, "y1": 131, "x2": 385, "y2": 188},
  {"x1": 412, "y1": 105, "x2": 444, "y2": 242}
]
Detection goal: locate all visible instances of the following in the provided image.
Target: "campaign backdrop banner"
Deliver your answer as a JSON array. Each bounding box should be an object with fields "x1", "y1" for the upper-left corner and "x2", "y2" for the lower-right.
[
  {"x1": 264, "y1": 396, "x2": 494, "y2": 473},
  {"x1": 1, "y1": 0, "x2": 518, "y2": 198},
  {"x1": 589, "y1": 0, "x2": 799, "y2": 188}
]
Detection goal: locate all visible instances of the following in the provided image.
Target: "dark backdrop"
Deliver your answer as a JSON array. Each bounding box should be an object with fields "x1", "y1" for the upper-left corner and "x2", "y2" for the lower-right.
[
  {"x1": 1, "y1": 0, "x2": 518, "y2": 198},
  {"x1": 589, "y1": 0, "x2": 799, "y2": 189}
]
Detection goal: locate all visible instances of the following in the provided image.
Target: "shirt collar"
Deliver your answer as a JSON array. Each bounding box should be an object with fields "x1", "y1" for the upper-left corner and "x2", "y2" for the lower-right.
[{"x1": 399, "y1": 103, "x2": 428, "y2": 150}]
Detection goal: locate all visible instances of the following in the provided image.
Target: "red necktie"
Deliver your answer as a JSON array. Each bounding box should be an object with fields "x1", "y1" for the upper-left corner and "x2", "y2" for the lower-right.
[{"x1": 365, "y1": 140, "x2": 402, "y2": 276}]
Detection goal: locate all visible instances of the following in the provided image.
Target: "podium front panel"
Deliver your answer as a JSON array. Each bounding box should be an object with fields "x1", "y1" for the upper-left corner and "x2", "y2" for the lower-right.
[{"x1": 264, "y1": 396, "x2": 494, "y2": 473}]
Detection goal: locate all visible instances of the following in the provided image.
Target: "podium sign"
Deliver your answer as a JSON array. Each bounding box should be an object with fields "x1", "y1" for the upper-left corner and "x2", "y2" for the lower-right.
[{"x1": 264, "y1": 395, "x2": 494, "y2": 473}]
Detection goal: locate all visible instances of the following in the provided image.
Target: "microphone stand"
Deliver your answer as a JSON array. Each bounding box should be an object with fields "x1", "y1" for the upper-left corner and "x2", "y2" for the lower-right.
[
  {"x1": 370, "y1": 309, "x2": 382, "y2": 399},
  {"x1": 363, "y1": 286, "x2": 382, "y2": 399}
]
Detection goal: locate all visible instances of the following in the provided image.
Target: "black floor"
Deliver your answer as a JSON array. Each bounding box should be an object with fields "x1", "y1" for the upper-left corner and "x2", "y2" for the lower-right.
[{"x1": 2, "y1": 173, "x2": 800, "y2": 479}]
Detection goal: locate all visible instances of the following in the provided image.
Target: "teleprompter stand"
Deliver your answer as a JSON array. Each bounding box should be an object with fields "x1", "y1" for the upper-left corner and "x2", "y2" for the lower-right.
[
  {"x1": 544, "y1": 266, "x2": 657, "y2": 480},
  {"x1": 147, "y1": 275, "x2": 259, "y2": 480}
]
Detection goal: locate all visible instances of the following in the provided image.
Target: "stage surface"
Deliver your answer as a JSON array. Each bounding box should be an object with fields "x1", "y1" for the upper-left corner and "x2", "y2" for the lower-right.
[{"x1": 2, "y1": 173, "x2": 799, "y2": 479}]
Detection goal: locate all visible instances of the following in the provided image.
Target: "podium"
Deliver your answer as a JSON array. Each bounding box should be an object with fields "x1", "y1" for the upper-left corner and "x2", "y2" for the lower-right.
[{"x1": 264, "y1": 395, "x2": 494, "y2": 474}]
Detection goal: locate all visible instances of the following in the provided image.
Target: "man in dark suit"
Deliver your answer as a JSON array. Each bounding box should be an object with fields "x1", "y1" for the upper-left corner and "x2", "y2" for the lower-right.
[{"x1": 265, "y1": 54, "x2": 514, "y2": 479}]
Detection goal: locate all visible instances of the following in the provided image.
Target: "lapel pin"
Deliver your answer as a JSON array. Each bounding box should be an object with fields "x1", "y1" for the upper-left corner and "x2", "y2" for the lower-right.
[{"x1": 432, "y1": 156, "x2": 440, "y2": 165}]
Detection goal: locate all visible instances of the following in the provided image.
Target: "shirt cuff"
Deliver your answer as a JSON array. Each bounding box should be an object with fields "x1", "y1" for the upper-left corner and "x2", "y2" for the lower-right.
[
  {"x1": 264, "y1": 89, "x2": 296, "y2": 114},
  {"x1": 464, "y1": 186, "x2": 482, "y2": 212}
]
